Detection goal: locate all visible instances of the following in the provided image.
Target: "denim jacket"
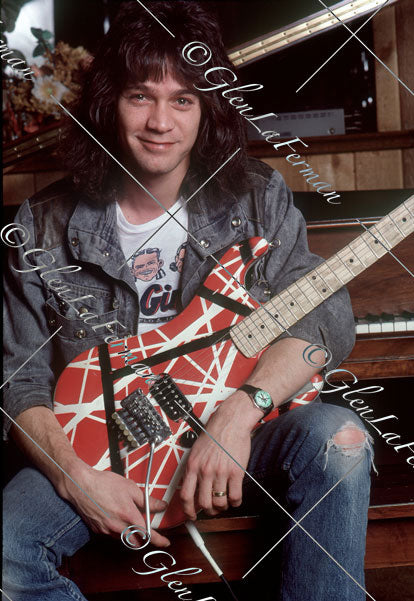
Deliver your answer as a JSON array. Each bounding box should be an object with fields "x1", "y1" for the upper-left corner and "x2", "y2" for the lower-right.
[{"x1": 3, "y1": 158, "x2": 355, "y2": 438}]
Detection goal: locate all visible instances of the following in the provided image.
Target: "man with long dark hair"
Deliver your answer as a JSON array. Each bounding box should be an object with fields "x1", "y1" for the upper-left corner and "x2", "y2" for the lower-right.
[{"x1": 3, "y1": 3, "x2": 372, "y2": 600}]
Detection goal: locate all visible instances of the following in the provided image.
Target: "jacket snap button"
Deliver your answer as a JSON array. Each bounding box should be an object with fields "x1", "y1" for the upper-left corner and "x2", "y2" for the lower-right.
[
  {"x1": 112, "y1": 299, "x2": 120, "y2": 309},
  {"x1": 263, "y1": 289, "x2": 272, "y2": 297},
  {"x1": 269, "y1": 238, "x2": 281, "y2": 248},
  {"x1": 75, "y1": 329, "x2": 86, "y2": 339},
  {"x1": 48, "y1": 318, "x2": 56, "y2": 326},
  {"x1": 103, "y1": 251, "x2": 110, "y2": 257},
  {"x1": 71, "y1": 237, "x2": 79, "y2": 246},
  {"x1": 231, "y1": 217, "x2": 241, "y2": 227},
  {"x1": 78, "y1": 307, "x2": 89, "y2": 315},
  {"x1": 200, "y1": 239, "x2": 210, "y2": 249}
]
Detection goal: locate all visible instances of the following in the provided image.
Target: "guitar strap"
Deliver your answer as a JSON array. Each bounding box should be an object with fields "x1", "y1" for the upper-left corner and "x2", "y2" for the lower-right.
[
  {"x1": 110, "y1": 326, "x2": 232, "y2": 381},
  {"x1": 197, "y1": 285, "x2": 253, "y2": 317},
  {"x1": 98, "y1": 344, "x2": 124, "y2": 475}
]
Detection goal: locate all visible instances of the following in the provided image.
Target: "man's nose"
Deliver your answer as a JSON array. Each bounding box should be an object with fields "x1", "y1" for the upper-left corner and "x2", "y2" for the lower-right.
[{"x1": 146, "y1": 102, "x2": 175, "y2": 133}]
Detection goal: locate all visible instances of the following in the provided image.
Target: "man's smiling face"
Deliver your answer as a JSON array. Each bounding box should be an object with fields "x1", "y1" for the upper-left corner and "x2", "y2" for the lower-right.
[
  {"x1": 117, "y1": 69, "x2": 202, "y2": 181},
  {"x1": 132, "y1": 251, "x2": 164, "y2": 282}
]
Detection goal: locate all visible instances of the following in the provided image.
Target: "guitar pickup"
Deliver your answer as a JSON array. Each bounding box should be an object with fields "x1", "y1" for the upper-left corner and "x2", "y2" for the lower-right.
[
  {"x1": 112, "y1": 389, "x2": 171, "y2": 449},
  {"x1": 150, "y1": 374, "x2": 193, "y2": 421}
]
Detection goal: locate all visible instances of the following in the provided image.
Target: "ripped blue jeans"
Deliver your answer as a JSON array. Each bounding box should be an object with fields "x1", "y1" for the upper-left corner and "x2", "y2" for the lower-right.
[
  {"x1": 2, "y1": 402, "x2": 372, "y2": 601},
  {"x1": 242, "y1": 400, "x2": 373, "y2": 601}
]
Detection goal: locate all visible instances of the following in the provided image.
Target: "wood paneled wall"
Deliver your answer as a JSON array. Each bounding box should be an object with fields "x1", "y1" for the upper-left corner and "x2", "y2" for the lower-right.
[
  {"x1": 3, "y1": 0, "x2": 413, "y2": 206},
  {"x1": 261, "y1": 149, "x2": 405, "y2": 192}
]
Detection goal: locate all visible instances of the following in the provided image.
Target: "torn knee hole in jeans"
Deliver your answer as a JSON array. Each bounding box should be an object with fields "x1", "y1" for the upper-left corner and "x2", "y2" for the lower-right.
[{"x1": 323, "y1": 421, "x2": 377, "y2": 473}]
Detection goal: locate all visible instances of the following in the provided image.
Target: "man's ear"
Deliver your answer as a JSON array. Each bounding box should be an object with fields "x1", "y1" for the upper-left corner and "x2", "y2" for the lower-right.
[{"x1": 159, "y1": 259, "x2": 164, "y2": 268}]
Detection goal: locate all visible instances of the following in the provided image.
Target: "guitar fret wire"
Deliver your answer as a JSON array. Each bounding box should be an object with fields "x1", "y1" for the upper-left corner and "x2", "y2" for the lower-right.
[
  {"x1": 360, "y1": 231, "x2": 381, "y2": 260},
  {"x1": 305, "y1": 272, "x2": 326, "y2": 301},
  {"x1": 291, "y1": 282, "x2": 312, "y2": 312},
  {"x1": 351, "y1": 238, "x2": 371, "y2": 267},
  {"x1": 298, "y1": 280, "x2": 317, "y2": 308},
  {"x1": 347, "y1": 242, "x2": 367, "y2": 269},
  {"x1": 336, "y1": 250, "x2": 358, "y2": 279},
  {"x1": 405, "y1": 201, "x2": 414, "y2": 219},
  {"x1": 284, "y1": 286, "x2": 308, "y2": 314},
  {"x1": 350, "y1": 212, "x2": 414, "y2": 282},
  {"x1": 316, "y1": 265, "x2": 335, "y2": 292},
  {"x1": 325, "y1": 259, "x2": 345, "y2": 287},
  {"x1": 278, "y1": 293, "x2": 298, "y2": 321},
  {"x1": 388, "y1": 214, "x2": 405, "y2": 238}
]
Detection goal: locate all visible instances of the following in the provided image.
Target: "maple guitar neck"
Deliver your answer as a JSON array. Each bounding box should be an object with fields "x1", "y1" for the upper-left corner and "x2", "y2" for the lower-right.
[{"x1": 230, "y1": 195, "x2": 414, "y2": 358}]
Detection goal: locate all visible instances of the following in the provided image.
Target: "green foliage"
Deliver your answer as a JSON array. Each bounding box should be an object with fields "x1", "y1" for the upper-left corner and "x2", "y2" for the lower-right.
[{"x1": 31, "y1": 27, "x2": 54, "y2": 57}]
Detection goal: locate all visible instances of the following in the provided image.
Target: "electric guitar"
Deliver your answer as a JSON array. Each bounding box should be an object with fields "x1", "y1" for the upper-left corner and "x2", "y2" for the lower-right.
[{"x1": 54, "y1": 196, "x2": 414, "y2": 529}]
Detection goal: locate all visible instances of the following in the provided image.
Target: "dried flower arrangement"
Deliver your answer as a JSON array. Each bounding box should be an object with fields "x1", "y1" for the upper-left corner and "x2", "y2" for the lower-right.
[{"x1": 3, "y1": 27, "x2": 91, "y2": 142}]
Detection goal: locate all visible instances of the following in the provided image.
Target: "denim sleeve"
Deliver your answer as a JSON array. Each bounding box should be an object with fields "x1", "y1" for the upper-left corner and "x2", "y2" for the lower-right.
[
  {"x1": 2, "y1": 200, "x2": 56, "y2": 439},
  {"x1": 258, "y1": 170, "x2": 355, "y2": 370}
]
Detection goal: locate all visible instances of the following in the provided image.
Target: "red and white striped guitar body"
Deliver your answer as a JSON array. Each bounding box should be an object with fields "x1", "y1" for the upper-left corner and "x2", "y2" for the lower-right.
[{"x1": 54, "y1": 238, "x2": 322, "y2": 529}]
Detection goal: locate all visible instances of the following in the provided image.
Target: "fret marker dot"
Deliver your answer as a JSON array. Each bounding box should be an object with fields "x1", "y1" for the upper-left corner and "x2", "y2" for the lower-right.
[
  {"x1": 322, "y1": 288, "x2": 326, "y2": 293},
  {"x1": 374, "y1": 240, "x2": 379, "y2": 244},
  {"x1": 248, "y1": 334, "x2": 252, "y2": 338},
  {"x1": 290, "y1": 302, "x2": 294, "y2": 306},
  {"x1": 274, "y1": 314, "x2": 279, "y2": 318},
  {"x1": 312, "y1": 275, "x2": 316, "y2": 280},
  {"x1": 349, "y1": 258, "x2": 354, "y2": 263},
  {"x1": 402, "y1": 217, "x2": 407, "y2": 222},
  {"x1": 260, "y1": 324, "x2": 265, "y2": 329}
]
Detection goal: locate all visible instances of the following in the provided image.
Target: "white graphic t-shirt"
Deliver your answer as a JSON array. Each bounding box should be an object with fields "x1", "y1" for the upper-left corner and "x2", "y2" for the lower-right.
[{"x1": 116, "y1": 199, "x2": 188, "y2": 335}]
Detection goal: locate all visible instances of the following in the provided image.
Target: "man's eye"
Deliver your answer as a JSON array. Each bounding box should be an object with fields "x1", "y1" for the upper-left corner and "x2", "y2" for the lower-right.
[
  {"x1": 132, "y1": 93, "x2": 146, "y2": 101},
  {"x1": 176, "y1": 97, "x2": 192, "y2": 106}
]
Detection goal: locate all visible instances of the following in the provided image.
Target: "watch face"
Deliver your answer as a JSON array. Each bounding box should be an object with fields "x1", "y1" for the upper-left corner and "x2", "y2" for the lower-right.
[{"x1": 254, "y1": 390, "x2": 272, "y2": 409}]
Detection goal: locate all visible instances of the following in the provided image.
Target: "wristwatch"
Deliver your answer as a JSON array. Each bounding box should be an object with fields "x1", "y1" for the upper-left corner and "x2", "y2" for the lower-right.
[{"x1": 238, "y1": 384, "x2": 274, "y2": 418}]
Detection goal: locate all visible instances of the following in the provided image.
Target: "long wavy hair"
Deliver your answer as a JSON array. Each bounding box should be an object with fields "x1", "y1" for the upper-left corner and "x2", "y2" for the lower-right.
[{"x1": 61, "y1": 0, "x2": 251, "y2": 205}]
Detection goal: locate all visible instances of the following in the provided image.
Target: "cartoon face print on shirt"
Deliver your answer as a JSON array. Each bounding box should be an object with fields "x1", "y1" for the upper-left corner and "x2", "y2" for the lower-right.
[
  {"x1": 169, "y1": 242, "x2": 187, "y2": 273},
  {"x1": 130, "y1": 248, "x2": 166, "y2": 281}
]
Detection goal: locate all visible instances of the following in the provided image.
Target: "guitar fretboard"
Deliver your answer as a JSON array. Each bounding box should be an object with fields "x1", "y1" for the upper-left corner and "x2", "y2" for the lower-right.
[{"x1": 230, "y1": 196, "x2": 414, "y2": 358}]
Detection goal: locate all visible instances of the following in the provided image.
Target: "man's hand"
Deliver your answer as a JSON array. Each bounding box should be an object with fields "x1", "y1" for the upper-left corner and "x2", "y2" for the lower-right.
[
  {"x1": 60, "y1": 463, "x2": 171, "y2": 548},
  {"x1": 13, "y1": 407, "x2": 170, "y2": 548},
  {"x1": 180, "y1": 398, "x2": 254, "y2": 520}
]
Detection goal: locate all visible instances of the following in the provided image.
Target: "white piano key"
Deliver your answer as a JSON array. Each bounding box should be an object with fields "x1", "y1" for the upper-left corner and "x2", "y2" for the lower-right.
[
  {"x1": 394, "y1": 321, "x2": 408, "y2": 332},
  {"x1": 380, "y1": 322, "x2": 395, "y2": 333},
  {"x1": 355, "y1": 324, "x2": 369, "y2": 334},
  {"x1": 368, "y1": 323, "x2": 382, "y2": 333},
  {"x1": 406, "y1": 320, "x2": 414, "y2": 332}
]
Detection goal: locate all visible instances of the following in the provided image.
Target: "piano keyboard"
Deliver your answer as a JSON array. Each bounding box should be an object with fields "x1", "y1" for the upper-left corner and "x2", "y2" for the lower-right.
[{"x1": 355, "y1": 312, "x2": 414, "y2": 335}]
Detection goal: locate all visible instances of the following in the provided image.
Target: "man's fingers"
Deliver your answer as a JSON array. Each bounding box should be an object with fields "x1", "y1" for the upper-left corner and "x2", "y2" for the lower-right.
[
  {"x1": 228, "y1": 473, "x2": 243, "y2": 507},
  {"x1": 180, "y1": 471, "x2": 198, "y2": 520},
  {"x1": 148, "y1": 496, "x2": 168, "y2": 512},
  {"x1": 150, "y1": 527, "x2": 171, "y2": 548},
  {"x1": 131, "y1": 485, "x2": 167, "y2": 513},
  {"x1": 211, "y1": 478, "x2": 229, "y2": 512},
  {"x1": 198, "y1": 474, "x2": 216, "y2": 515}
]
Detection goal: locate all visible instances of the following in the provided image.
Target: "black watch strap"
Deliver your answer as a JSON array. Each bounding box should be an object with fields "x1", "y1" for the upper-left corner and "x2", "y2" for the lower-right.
[{"x1": 238, "y1": 384, "x2": 274, "y2": 417}]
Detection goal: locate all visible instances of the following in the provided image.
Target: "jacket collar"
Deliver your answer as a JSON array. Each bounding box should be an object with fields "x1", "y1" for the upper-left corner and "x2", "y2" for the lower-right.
[{"x1": 66, "y1": 183, "x2": 248, "y2": 295}]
